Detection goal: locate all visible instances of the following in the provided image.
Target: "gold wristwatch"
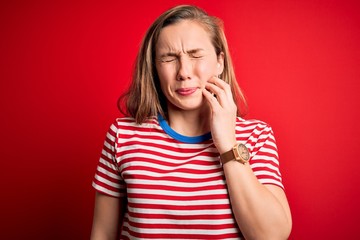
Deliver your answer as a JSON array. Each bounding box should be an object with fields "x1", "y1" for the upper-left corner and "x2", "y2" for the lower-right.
[{"x1": 220, "y1": 143, "x2": 250, "y2": 165}]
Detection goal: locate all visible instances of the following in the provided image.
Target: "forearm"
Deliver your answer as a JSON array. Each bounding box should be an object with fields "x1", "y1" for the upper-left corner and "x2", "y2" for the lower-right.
[
  {"x1": 90, "y1": 228, "x2": 118, "y2": 240},
  {"x1": 223, "y1": 161, "x2": 292, "y2": 240},
  {"x1": 203, "y1": 77, "x2": 291, "y2": 238},
  {"x1": 90, "y1": 192, "x2": 123, "y2": 240}
]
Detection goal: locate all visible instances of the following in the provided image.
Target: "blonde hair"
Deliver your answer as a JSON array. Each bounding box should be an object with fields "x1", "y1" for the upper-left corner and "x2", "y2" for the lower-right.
[{"x1": 118, "y1": 5, "x2": 247, "y2": 124}]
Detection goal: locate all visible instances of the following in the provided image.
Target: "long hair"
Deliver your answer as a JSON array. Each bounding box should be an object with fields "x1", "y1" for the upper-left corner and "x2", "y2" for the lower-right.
[{"x1": 118, "y1": 5, "x2": 247, "y2": 124}]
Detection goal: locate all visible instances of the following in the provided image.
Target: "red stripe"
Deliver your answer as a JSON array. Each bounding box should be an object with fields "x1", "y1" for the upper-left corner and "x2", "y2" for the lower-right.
[
  {"x1": 127, "y1": 221, "x2": 236, "y2": 230},
  {"x1": 93, "y1": 179, "x2": 122, "y2": 193},
  {"x1": 122, "y1": 227, "x2": 240, "y2": 239},
  {"x1": 127, "y1": 212, "x2": 234, "y2": 220},
  {"x1": 127, "y1": 183, "x2": 226, "y2": 192},
  {"x1": 124, "y1": 173, "x2": 225, "y2": 183},
  {"x1": 122, "y1": 165, "x2": 222, "y2": 175},
  {"x1": 127, "y1": 193, "x2": 229, "y2": 201},
  {"x1": 120, "y1": 149, "x2": 219, "y2": 163},
  {"x1": 127, "y1": 202, "x2": 230, "y2": 211}
]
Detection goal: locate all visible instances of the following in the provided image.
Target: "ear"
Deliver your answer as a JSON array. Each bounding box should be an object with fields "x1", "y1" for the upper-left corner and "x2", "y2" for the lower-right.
[{"x1": 217, "y1": 52, "x2": 225, "y2": 76}]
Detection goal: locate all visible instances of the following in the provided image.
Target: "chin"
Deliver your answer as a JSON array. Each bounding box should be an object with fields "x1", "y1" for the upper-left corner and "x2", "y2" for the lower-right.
[
  {"x1": 167, "y1": 93, "x2": 207, "y2": 110},
  {"x1": 175, "y1": 99, "x2": 207, "y2": 111}
]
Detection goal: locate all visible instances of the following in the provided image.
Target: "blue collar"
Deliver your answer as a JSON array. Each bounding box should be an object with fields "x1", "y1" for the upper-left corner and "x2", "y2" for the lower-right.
[{"x1": 158, "y1": 114, "x2": 212, "y2": 144}]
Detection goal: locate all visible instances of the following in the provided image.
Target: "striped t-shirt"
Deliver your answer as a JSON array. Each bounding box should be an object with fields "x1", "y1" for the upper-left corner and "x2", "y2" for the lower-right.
[{"x1": 92, "y1": 115, "x2": 283, "y2": 239}]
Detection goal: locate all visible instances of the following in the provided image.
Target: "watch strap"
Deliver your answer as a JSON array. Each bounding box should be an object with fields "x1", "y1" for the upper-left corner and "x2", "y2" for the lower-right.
[
  {"x1": 220, "y1": 148, "x2": 236, "y2": 165},
  {"x1": 220, "y1": 143, "x2": 250, "y2": 165}
]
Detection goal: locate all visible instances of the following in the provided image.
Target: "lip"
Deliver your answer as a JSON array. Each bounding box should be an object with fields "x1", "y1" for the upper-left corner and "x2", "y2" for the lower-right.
[{"x1": 176, "y1": 87, "x2": 198, "y2": 96}]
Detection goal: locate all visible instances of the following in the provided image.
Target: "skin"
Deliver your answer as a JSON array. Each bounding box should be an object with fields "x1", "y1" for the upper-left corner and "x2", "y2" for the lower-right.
[
  {"x1": 155, "y1": 20, "x2": 224, "y2": 136},
  {"x1": 91, "y1": 192, "x2": 122, "y2": 239},
  {"x1": 91, "y1": 19, "x2": 292, "y2": 240}
]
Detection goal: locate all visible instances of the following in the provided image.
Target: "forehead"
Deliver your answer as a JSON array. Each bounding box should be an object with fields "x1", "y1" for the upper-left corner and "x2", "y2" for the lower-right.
[{"x1": 156, "y1": 20, "x2": 214, "y2": 52}]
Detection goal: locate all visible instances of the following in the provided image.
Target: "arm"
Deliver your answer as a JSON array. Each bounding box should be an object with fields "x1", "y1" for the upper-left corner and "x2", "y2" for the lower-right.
[
  {"x1": 203, "y1": 77, "x2": 292, "y2": 239},
  {"x1": 223, "y1": 161, "x2": 292, "y2": 239},
  {"x1": 90, "y1": 192, "x2": 124, "y2": 240}
]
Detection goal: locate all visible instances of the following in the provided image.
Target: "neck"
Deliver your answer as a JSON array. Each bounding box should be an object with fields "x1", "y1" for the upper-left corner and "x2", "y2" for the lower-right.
[{"x1": 166, "y1": 107, "x2": 211, "y2": 137}]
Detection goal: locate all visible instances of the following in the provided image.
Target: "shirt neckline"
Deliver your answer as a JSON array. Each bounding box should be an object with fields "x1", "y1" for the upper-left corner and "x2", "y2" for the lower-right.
[{"x1": 158, "y1": 114, "x2": 212, "y2": 144}]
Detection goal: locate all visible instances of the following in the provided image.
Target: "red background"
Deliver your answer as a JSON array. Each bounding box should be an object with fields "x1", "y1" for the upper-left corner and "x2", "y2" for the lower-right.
[{"x1": 1, "y1": 0, "x2": 359, "y2": 239}]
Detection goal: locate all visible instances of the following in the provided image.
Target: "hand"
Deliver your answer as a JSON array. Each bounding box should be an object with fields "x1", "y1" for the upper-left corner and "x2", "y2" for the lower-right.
[{"x1": 202, "y1": 76, "x2": 237, "y2": 154}]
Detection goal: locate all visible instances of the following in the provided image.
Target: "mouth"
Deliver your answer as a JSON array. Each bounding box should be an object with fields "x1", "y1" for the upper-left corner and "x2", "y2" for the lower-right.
[{"x1": 176, "y1": 87, "x2": 198, "y2": 96}]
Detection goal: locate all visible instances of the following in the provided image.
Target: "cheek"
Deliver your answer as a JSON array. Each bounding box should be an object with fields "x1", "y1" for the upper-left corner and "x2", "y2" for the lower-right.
[
  {"x1": 158, "y1": 77, "x2": 170, "y2": 95},
  {"x1": 156, "y1": 67, "x2": 170, "y2": 87},
  {"x1": 156, "y1": 67, "x2": 174, "y2": 96},
  {"x1": 157, "y1": 65, "x2": 176, "y2": 82},
  {"x1": 195, "y1": 61, "x2": 217, "y2": 82}
]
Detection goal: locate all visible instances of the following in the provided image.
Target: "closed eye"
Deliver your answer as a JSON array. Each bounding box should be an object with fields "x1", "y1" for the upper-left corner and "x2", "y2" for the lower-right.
[
  {"x1": 189, "y1": 53, "x2": 203, "y2": 59},
  {"x1": 188, "y1": 49, "x2": 205, "y2": 59},
  {"x1": 160, "y1": 56, "x2": 177, "y2": 63}
]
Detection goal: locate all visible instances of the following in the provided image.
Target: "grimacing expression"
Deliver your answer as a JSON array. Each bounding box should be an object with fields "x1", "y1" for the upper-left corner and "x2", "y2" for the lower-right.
[{"x1": 155, "y1": 20, "x2": 224, "y2": 112}]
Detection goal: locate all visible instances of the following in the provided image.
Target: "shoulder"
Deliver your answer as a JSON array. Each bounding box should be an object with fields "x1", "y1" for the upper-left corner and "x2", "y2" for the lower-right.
[
  {"x1": 112, "y1": 116, "x2": 159, "y2": 128},
  {"x1": 236, "y1": 117, "x2": 273, "y2": 133},
  {"x1": 235, "y1": 117, "x2": 277, "y2": 147},
  {"x1": 110, "y1": 117, "x2": 159, "y2": 132}
]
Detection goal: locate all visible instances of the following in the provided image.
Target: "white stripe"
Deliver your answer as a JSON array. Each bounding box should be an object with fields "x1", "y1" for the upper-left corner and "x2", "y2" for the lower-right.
[
  {"x1": 126, "y1": 179, "x2": 225, "y2": 188},
  {"x1": 258, "y1": 138, "x2": 277, "y2": 149},
  {"x1": 118, "y1": 129, "x2": 168, "y2": 138},
  {"x1": 123, "y1": 223, "x2": 239, "y2": 235},
  {"x1": 117, "y1": 119, "x2": 159, "y2": 128},
  {"x1": 103, "y1": 140, "x2": 114, "y2": 152},
  {"x1": 94, "y1": 174, "x2": 121, "y2": 189},
  {"x1": 236, "y1": 126, "x2": 265, "y2": 136},
  {"x1": 127, "y1": 188, "x2": 227, "y2": 197},
  {"x1": 92, "y1": 182, "x2": 122, "y2": 197},
  {"x1": 119, "y1": 153, "x2": 219, "y2": 165},
  {"x1": 252, "y1": 155, "x2": 280, "y2": 165},
  {"x1": 251, "y1": 162, "x2": 281, "y2": 173},
  {"x1": 99, "y1": 157, "x2": 118, "y2": 171},
  {"x1": 121, "y1": 230, "x2": 241, "y2": 240},
  {"x1": 106, "y1": 130, "x2": 116, "y2": 143},
  {"x1": 127, "y1": 216, "x2": 235, "y2": 225},
  {"x1": 259, "y1": 178, "x2": 284, "y2": 188},
  {"x1": 121, "y1": 160, "x2": 220, "y2": 172},
  {"x1": 118, "y1": 136, "x2": 215, "y2": 150},
  {"x1": 97, "y1": 166, "x2": 121, "y2": 180},
  {"x1": 123, "y1": 170, "x2": 223, "y2": 179},
  {"x1": 253, "y1": 170, "x2": 282, "y2": 181},
  {"x1": 253, "y1": 146, "x2": 278, "y2": 157},
  {"x1": 118, "y1": 146, "x2": 217, "y2": 159},
  {"x1": 248, "y1": 133, "x2": 276, "y2": 146},
  {"x1": 236, "y1": 122, "x2": 267, "y2": 132},
  {"x1": 128, "y1": 197, "x2": 230, "y2": 206},
  {"x1": 127, "y1": 206, "x2": 232, "y2": 215},
  {"x1": 101, "y1": 148, "x2": 115, "y2": 160}
]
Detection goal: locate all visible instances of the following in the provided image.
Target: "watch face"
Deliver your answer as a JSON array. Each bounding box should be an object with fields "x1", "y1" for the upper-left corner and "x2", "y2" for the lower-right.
[{"x1": 238, "y1": 144, "x2": 250, "y2": 161}]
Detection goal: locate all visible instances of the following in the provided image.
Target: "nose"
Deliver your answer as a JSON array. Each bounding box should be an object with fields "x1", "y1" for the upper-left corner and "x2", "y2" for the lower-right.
[{"x1": 176, "y1": 57, "x2": 192, "y2": 81}]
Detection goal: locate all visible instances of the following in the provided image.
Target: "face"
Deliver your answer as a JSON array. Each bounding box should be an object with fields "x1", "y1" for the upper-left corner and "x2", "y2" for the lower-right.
[{"x1": 155, "y1": 20, "x2": 224, "y2": 113}]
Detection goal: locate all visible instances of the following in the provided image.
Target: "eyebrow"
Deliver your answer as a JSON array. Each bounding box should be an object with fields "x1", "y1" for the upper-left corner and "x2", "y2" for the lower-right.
[
  {"x1": 158, "y1": 48, "x2": 205, "y2": 58},
  {"x1": 187, "y1": 48, "x2": 204, "y2": 54}
]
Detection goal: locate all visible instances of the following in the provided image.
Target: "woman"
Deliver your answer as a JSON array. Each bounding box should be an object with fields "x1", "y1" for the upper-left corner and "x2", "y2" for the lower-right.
[{"x1": 91, "y1": 5, "x2": 292, "y2": 240}]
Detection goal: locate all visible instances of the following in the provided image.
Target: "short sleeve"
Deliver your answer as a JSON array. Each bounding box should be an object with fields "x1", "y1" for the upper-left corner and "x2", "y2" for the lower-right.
[
  {"x1": 92, "y1": 120, "x2": 127, "y2": 197},
  {"x1": 248, "y1": 123, "x2": 284, "y2": 189}
]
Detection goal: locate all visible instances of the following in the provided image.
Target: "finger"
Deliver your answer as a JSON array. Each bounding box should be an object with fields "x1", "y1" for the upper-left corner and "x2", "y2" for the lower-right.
[
  {"x1": 205, "y1": 77, "x2": 234, "y2": 107},
  {"x1": 207, "y1": 77, "x2": 233, "y2": 102},
  {"x1": 204, "y1": 82, "x2": 228, "y2": 107},
  {"x1": 202, "y1": 88, "x2": 221, "y2": 111}
]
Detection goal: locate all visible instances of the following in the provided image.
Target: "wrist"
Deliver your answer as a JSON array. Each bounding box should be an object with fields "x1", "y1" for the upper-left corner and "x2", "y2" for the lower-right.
[
  {"x1": 217, "y1": 139, "x2": 237, "y2": 155},
  {"x1": 219, "y1": 142, "x2": 250, "y2": 165}
]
